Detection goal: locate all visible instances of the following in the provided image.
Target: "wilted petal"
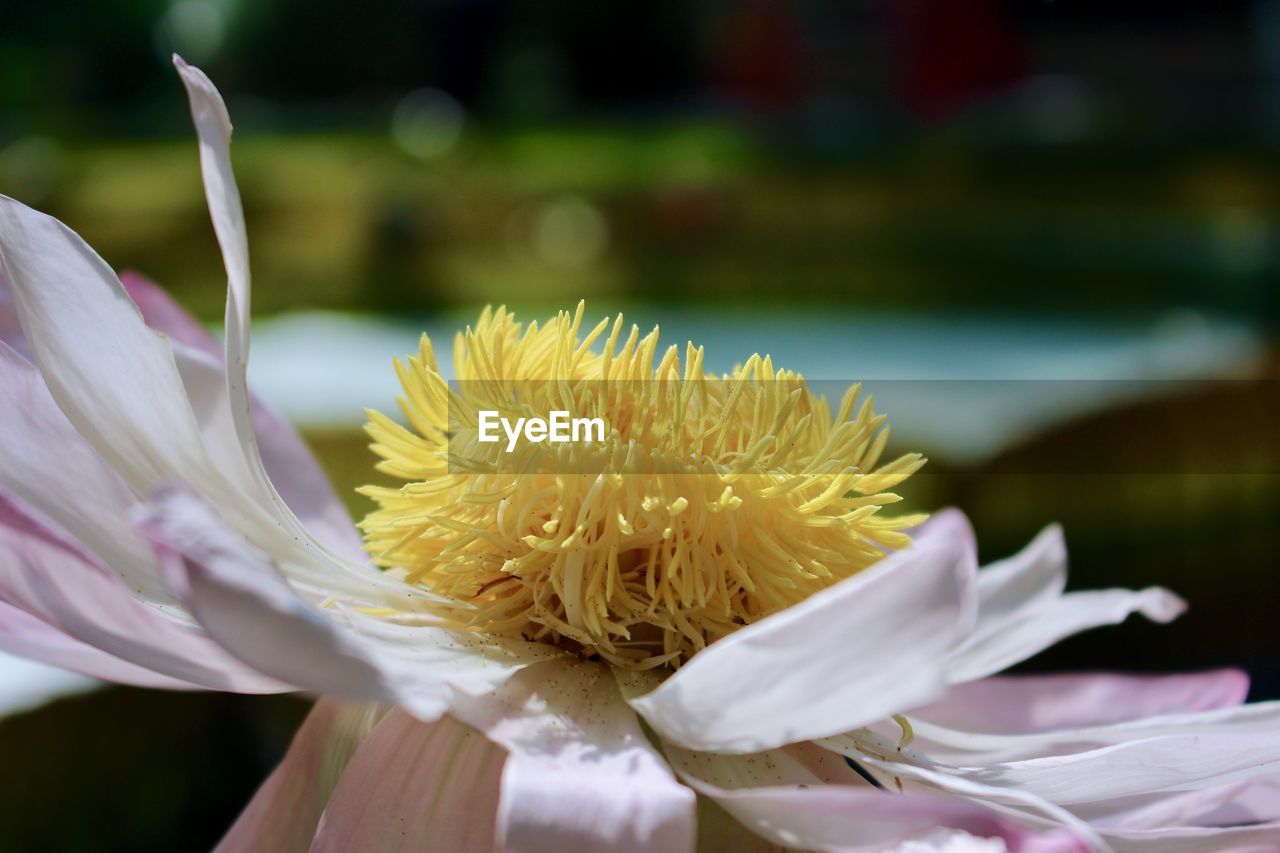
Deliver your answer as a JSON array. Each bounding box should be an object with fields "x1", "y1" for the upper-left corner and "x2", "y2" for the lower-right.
[
  {"x1": 630, "y1": 536, "x2": 976, "y2": 753},
  {"x1": 311, "y1": 708, "x2": 505, "y2": 853},
  {"x1": 136, "y1": 486, "x2": 451, "y2": 718},
  {"x1": 218, "y1": 699, "x2": 386, "y2": 853},
  {"x1": 0, "y1": 489, "x2": 288, "y2": 692},
  {"x1": 453, "y1": 658, "x2": 696, "y2": 853},
  {"x1": 910, "y1": 670, "x2": 1250, "y2": 734}
]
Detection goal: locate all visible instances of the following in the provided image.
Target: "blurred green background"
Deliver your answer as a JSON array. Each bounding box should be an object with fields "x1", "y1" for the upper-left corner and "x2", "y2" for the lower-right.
[{"x1": 2, "y1": 1, "x2": 1279, "y2": 850}]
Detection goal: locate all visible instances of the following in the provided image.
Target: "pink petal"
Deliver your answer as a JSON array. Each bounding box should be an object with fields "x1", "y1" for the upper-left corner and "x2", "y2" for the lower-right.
[
  {"x1": 912, "y1": 670, "x2": 1251, "y2": 734},
  {"x1": 218, "y1": 699, "x2": 386, "y2": 853},
  {"x1": 0, "y1": 599, "x2": 191, "y2": 689},
  {"x1": 311, "y1": 708, "x2": 505, "y2": 852},
  {"x1": 0, "y1": 489, "x2": 287, "y2": 692},
  {"x1": 452, "y1": 658, "x2": 696, "y2": 853},
  {"x1": 629, "y1": 533, "x2": 977, "y2": 753},
  {"x1": 136, "y1": 486, "x2": 451, "y2": 719},
  {"x1": 119, "y1": 270, "x2": 220, "y2": 356}
]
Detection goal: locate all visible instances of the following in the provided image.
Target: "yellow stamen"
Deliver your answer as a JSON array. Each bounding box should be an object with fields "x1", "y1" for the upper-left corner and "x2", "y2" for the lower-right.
[{"x1": 359, "y1": 303, "x2": 925, "y2": 668}]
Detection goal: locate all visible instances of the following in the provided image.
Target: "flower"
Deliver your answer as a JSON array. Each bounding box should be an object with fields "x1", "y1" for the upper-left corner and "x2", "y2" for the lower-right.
[{"x1": 0, "y1": 57, "x2": 1277, "y2": 852}]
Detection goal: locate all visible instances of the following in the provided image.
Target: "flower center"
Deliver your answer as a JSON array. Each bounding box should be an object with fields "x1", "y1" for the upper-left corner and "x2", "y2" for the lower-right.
[{"x1": 359, "y1": 305, "x2": 924, "y2": 668}]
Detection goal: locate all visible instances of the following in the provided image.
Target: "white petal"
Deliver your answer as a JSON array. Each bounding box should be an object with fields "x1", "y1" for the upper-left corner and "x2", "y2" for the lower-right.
[
  {"x1": 972, "y1": 524, "x2": 1067, "y2": 627},
  {"x1": 629, "y1": 535, "x2": 977, "y2": 753},
  {"x1": 169, "y1": 338, "x2": 366, "y2": 563},
  {"x1": 218, "y1": 699, "x2": 386, "y2": 853},
  {"x1": 452, "y1": 658, "x2": 696, "y2": 853},
  {"x1": 1103, "y1": 822, "x2": 1280, "y2": 853},
  {"x1": 945, "y1": 730, "x2": 1280, "y2": 805},
  {"x1": 136, "y1": 486, "x2": 450, "y2": 717},
  {"x1": 121, "y1": 271, "x2": 365, "y2": 562},
  {"x1": 0, "y1": 195, "x2": 385, "y2": 606},
  {"x1": 0, "y1": 268, "x2": 29, "y2": 356},
  {"x1": 905, "y1": 700, "x2": 1280, "y2": 765},
  {"x1": 0, "y1": 195, "x2": 234, "y2": 499},
  {"x1": 665, "y1": 746, "x2": 1082, "y2": 853},
  {"x1": 0, "y1": 489, "x2": 288, "y2": 692},
  {"x1": 339, "y1": 608, "x2": 563, "y2": 700},
  {"x1": 948, "y1": 587, "x2": 1185, "y2": 684},
  {"x1": 0, "y1": 601, "x2": 178, "y2": 689},
  {"x1": 1080, "y1": 782, "x2": 1265, "y2": 832},
  {"x1": 311, "y1": 708, "x2": 505, "y2": 852},
  {"x1": 171, "y1": 58, "x2": 373, "y2": 571},
  {"x1": 833, "y1": 745, "x2": 1106, "y2": 851},
  {"x1": 912, "y1": 508, "x2": 976, "y2": 553},
  {"x1": 0, "y1": 340, "x2": 169, "y2": 602}
]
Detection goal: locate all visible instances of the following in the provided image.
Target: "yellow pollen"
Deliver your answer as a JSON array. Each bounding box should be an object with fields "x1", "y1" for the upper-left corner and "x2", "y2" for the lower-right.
[{"x1": 358, "y1": 303, "x2": 926, "y2": 669}]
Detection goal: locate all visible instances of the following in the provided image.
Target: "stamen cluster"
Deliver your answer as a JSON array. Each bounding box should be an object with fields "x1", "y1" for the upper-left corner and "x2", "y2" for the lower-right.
[{"x1": 360, "y1": 305, "x2": 925, "y2": 668}]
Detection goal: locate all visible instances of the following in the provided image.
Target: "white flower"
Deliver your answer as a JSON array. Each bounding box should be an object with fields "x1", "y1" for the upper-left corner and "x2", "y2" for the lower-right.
[{"x1": 0, "y1": 57, "x2": 1277, "y2": 852}]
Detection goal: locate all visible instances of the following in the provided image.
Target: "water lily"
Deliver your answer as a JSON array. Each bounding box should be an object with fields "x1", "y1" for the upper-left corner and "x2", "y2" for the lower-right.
[{"x1": 1, "y1": 57, "x2": 1277, "y2": 852}]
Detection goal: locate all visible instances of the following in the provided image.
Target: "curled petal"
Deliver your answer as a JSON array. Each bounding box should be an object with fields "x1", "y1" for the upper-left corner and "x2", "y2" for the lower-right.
[
  {"x1": 630, "y1": 535, "x2": 977, "y2": 753},
  {"x1": 949, "y1": 587, "x2": 1185, "y2": 684}
]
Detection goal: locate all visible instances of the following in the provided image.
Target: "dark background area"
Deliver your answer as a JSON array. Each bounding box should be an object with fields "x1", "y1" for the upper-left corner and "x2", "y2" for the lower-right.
[{"x1": 1, "y1": 1, "x2": 1277, "y2": 850}]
